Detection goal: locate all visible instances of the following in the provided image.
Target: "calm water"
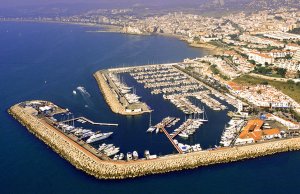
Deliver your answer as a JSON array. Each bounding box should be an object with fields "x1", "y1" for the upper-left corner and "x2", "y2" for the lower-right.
[{"x1": 0, "y1": 22, "x2": 299, "y2": 194}]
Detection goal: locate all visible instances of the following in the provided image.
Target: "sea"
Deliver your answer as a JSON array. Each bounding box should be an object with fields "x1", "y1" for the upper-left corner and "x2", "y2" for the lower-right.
[{"x1": 0, "y1": 22, "x2": 299, "y2": 194}]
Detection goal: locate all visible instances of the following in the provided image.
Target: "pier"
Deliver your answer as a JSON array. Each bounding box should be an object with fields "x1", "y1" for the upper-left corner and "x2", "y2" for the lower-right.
[
  {"x1": 171, "y1": 119, "x2": 193, "y2": 139},
  {"x1": 94, "y1": 71, "x2": 151, "y2": 116},
  {"x1": 160, "y1": 127, "x2": 183, "y2": 154},
  {"x1": 62, "y1": 116, "x2": 118, "y2": 126}
]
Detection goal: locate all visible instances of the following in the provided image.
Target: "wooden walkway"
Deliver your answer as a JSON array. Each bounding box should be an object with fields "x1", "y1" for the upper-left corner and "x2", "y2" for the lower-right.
[
  {"x1": 171, "y1": 120, "x2": 193, "y2": 139},
  {"x1": 160, "y1": 127, "x2": 183, "y2": 154},
  {"x1": 62, "y1": 117, "x2": 118, "y2": 126}
]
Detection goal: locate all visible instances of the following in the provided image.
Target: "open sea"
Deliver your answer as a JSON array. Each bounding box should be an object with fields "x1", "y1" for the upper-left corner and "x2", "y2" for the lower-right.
[{"x1": 0, "y1": 22, "x2": 299, "y2": 194}]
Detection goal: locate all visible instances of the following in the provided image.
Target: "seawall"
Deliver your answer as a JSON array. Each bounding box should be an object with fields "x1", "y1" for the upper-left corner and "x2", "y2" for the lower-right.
[
  {"x1": 93, "y1": 71, "x2": 144, "y2": 116},
  {"x1": 8, "y1": 102, "x2": 300, "y2": 180}
]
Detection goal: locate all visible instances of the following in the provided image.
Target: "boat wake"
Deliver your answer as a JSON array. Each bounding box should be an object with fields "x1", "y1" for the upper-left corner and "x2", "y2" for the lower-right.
[{"x1": 76, "y1": 86, "x2": 91, "y2": 97}]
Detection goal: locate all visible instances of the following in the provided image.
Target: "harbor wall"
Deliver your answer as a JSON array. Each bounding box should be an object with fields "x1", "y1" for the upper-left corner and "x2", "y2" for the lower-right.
[
  {"x1": 8, "y1": 104, "x2": 300, "y2": 180},
  {"x1": 93, "y1": 71, "x2": 144, "y2": 116}
]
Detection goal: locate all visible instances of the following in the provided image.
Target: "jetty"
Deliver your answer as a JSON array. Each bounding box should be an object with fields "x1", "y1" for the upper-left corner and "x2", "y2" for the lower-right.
[
  {"x1": 9, "y1": 100, "x2": 300, "y2": 180},
  {"x1": 160, "y1": 127, "x2": 183, "y2": 154},
  {"x1": 94, "y1": 71, "x2": 151, "y2": 116},
  {"x1": 62, "y1": 116, "x2": 118, "y2": 126}
]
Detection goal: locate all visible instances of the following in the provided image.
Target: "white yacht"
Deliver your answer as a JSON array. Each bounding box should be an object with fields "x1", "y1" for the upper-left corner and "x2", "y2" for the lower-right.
[
  {"x1": 118, "y1": 153, "x2": 124, "y2": 160},
  {"x1": 133, "y1": 151, "x2": 139, "y2": 160},
  {"x1": 105, "y1": 147, "x2": 120, "y2": 157},
  {"x1": 146, "y1": 127, "x2": 156, "y2": 133},
  {"x1": 127, "y1": 152, "x2": 133, "y2": 161},
  {"x1": 86, "y1": 132, "x2": 113, "y2": 143}
]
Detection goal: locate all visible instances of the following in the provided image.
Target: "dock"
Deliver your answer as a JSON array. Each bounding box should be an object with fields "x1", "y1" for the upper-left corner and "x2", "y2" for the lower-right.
[
  {"x1": 62, "y1": 116, "x2": 118, "y2": 126},
  {"x1": 160, "y1": 127, "x2": 183, "y2": 154},
  {"x1": 171, "y1": 119, "x2": 193, "y2": 139}
]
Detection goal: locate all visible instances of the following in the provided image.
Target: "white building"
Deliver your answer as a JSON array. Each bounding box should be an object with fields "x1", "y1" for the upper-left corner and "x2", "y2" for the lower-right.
[{"x1": 248, "y1": 52, "x2": 274, "y2": 65}]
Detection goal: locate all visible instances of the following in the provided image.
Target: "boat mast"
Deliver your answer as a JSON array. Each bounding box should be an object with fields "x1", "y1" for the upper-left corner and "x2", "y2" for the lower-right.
[{"x1": 149, "y1": 111, "x2": 152, "y2": 127}]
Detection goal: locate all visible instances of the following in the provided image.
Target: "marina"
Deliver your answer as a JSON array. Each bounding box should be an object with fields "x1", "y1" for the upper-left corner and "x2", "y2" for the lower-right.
[
  {"x1": 112, "y1": 63, "x2": 238, "y2": 116},
  {"x1": 3, "y1": 17, "x2": 300, "y2": 193},
  {"x1": 9, "y1": 99, "x2": 300, "y2": 179},
  {"x1": 8, "y1": 61, "x2": 300, "y2": 179},
  {"x1": 7, "y1": 54, "x2": 300, "y2": 179}
]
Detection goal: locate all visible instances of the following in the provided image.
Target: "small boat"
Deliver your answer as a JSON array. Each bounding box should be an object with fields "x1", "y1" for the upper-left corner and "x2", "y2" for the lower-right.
[
  {"x1": 118, "y1": 153, "x2": 124, "y2": 160},
  {"x1": 103, "y1": 144, "x2": 114, "y2": 151},
  {"x1": 113, "y1": 155, "x2": 119, "y2": 160},
  {"x1": 178, "y1": 132, "x2": 189, "y2": 138},
  {"x1": 146, "y1": 127, "x2": 156, "y2": 133},
  {"x1": 72, "y1": 90, "x2": 77, "y2": 95},
  {"x1": 155, "y1": 127, "x2": 160, "y2": 134},
  {"x1": 98, "y1": 143, "x2": 107, "y2": 151},
  {"x1": 105, "y1": 147, "x2": 120, "y2": 157},
  {"x1": 126, "y1": 152, "x2": 133, "y2": 161},
  {"x1": 144, "y1": 150, "x2": 150, "y2": 159},
  {"x1": 133, "y1": 151, "x2": 139, "y2": 160}
]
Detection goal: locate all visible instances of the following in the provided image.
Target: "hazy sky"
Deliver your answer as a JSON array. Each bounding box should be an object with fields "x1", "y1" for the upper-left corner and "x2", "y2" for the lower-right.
[{"x1": 0, "y1": 0, "x2": 206, "y2": 8}]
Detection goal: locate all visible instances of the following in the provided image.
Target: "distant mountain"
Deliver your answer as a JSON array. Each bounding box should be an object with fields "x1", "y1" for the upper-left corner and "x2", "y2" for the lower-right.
[
  {"x1": 245, "y1": 0, "x2": 300, "y2": 10},
  {"x1": 1, "y1": 0, "x2": 299, "y2": 18}
]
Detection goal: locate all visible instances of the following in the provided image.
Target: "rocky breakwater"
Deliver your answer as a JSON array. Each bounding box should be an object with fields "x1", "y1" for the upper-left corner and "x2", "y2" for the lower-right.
[
  {"x1": 8, "y1": 102, "x2": 300, "y2": 180},
  {"x1": 93, "y1": 71, "x2": 143, "y2": 116}
]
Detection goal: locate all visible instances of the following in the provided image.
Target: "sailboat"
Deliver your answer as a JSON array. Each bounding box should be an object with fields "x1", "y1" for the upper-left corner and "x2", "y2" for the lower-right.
[
  {"x1": 146, "y1": 111, "x2": 156, "y2": 133},
  {"x1": 198, "y1": 106, "x2": 208, "y2": 122}
]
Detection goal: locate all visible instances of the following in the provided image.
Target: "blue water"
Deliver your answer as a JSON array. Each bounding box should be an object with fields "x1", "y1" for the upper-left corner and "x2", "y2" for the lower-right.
[{"x1": 1, "y1": 22, "x2": 299, "y2": 194}]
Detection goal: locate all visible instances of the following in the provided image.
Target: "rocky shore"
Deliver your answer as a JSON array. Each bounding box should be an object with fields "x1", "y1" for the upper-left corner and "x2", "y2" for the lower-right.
[
  {"x1": 93, "y1": 71, "x2": 144, "y2": 116},
  {"x1": 8, "y1": 101, "x2": 300, "y2": 180}
]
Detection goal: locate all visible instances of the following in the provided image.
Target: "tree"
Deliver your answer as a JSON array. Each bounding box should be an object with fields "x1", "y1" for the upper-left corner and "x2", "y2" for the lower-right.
[
  {"x1": 276, "y1": 68, "x2": 287, "y2": 77},
  {"x1": 248, "y1": 60, "x2": 256, "y2": 65},
  {"x1": 287, "y1": 80, "x2": 295, "y2": 85},
  {"x1": 285, "y1": 54, "x2": 292, "y2": 59}
]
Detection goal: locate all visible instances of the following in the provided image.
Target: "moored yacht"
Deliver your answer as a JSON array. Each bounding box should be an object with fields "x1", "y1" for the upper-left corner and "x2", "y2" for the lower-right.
[{"x1": 86, "y1": 132, "x2": 113, "y2": 143}]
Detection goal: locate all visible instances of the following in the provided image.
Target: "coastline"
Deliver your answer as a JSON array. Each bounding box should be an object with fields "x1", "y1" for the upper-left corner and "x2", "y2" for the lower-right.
[
  {"x1": 188, "y1": 42, "x2": 222, "y2": 55},
  {"x1": 0, "y1": 19, "x2": 122, "y2": 33},
  {"x1": 0, "y1": 19, "x2": 217, "y2": 55},
  {"x1": 8, "y1": 101, "x2": 300, "y2": 180}
]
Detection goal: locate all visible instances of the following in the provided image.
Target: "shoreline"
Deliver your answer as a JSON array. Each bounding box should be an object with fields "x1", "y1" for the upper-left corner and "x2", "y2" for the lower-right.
[
  {"x1": 0, "y1": 19, "x2": 217, "y2": 55},
  {"x1": 8, "y1": 100, "x2": 300, "y2": 180}
]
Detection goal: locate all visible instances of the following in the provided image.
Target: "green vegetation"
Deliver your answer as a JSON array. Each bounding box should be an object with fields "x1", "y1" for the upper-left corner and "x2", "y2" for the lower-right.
[
  {"x1": 210, "y1": 64, "x2": 220, "y2": 74},
  {"x1": 284, "y1": 54, "x2": 292, "y2": 60},
  {"x1": 291, "y1": 109, "x2": 300, "y2": 122},
  {"x1": 209, "y1": 41, "x2": 228, "y2": 48},
  {"x1": 274, "y1": 67, "x2": 287, "y2": 78},
  {"x1": 253, "y1": 66, "x2": 287, "y2": 78},
  {"x1": 256, "y1": 45, "x2": 279, "y2": 52},
  {"x1": 248, "y1": 60, "x2": 256, "y2": 65},
  {"x1": 289, "y1": 27, "x2": 300, "y2": 35},
  {"x1": 253, "y1": 66, "x2": 272, "y2": 75},
  {"x1": 234, "y1": 75, "x2": 300, "y2": 104},
  {"x1": 210, "y1": 64, "x2": 230, "y2": 80}
]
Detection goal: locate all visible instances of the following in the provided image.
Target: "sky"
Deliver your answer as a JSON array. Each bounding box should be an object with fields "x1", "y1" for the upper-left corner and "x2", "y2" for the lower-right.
[{"x1": 0, "y1": 0, "x2": 207, "y2": 8}]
